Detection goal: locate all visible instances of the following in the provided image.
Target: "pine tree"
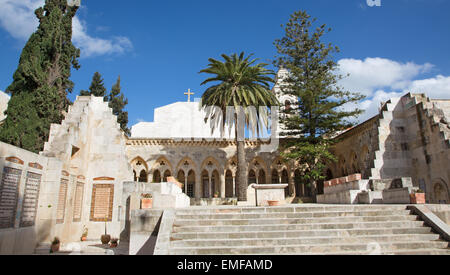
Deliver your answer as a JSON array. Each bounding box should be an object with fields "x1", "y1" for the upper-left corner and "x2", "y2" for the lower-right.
[
  {"x1": 79, "y1": 72, "x2": 107, "y2": 97},
  {"x1": 0, "y1": 0, "x2": 80, "y2": 153},
  {"x1": 105, "y1": 76, "x2": 130, "y2": 136},
  {"x1": 274, "y1": 10, "x2": 365, "y2": 198}
]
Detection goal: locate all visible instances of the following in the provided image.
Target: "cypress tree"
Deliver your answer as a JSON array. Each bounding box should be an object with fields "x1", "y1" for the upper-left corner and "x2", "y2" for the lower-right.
[
  {"x1": 274, "y1": 11, "x2": 365, "y2": 198},
  {"x1": 105, "y1": 76, "x2": 130, "y2": 136},
  {"x1": 0, "y1": 0, "x2": 80, "y2": 153},
  {"x1": 79, "y1": 72, "x2": 107, "y2": 97}
]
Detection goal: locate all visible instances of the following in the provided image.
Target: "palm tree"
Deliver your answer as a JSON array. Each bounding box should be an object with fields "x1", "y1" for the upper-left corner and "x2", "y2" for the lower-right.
[{"x1": 199, "y1": 52, "x2": 279, "y2": 201}]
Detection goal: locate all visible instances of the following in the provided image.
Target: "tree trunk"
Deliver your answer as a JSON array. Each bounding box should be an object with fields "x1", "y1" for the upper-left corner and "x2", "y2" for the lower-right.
[
  {"x1": 236, "y1": 139, "x2": 247, "y2": 201},
  {"x1": 235, "y1": 112, "x2": 247, "y2": 201}
]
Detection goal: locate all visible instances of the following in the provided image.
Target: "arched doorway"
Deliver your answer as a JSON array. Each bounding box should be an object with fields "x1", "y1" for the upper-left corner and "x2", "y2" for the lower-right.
[
  {"x1": 139, "y1": 170, "x2": 148, "y2": 182},
  {"x1": 177, "y1": 170, "x2": 185, "y2": 194},
  {"x1": 281, "y1": 169, "x2": 289, "y2": 196},
  {"x1": 211, "y1": 170, "x2": 220, "y2": 197},
  {"x1": 294, "y1": 169, "x2": 303, "y2": 197},
  {"x1": 153, "y1": 170, "x2": 161, "y2": 183},
  {"x1": 258, "y1": 169, "x2": 266, "y2": 185},
  {"x1": 163, "y1": 170, "x2": 171, "y2": 182},
  {"x1": 433, "y1": 181, "x2": 449, "y2": 204},
  {"x1": 248, "y1": 170, "x2": 256, "y2": 185},
  {"x1": 271, "y1": 170, "x2": 279, "y2": 184},
  {"x1": 187, "y1": 170, "x2": 195, "y2": 198},
  {"x1": 202, "y1": 170, "x2": 210, "y2": 198},
  {"x1": 225, "y1": 170, "x2": 234, "y2": 198}
]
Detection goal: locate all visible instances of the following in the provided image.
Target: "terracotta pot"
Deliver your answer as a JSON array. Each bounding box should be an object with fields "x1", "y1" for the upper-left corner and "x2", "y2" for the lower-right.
[
  {"x1": 268, "y1": 200, "x2": 281, "y2": 207},
  {"x1": 51, "y1": 243, "x2": 60, "y2": 253},
  {"x1": 101, "y1": 234, "x2": 111, "y2": 245},
  {"x1": 110, "y1": 243, "x2": 118, "y2": 248},
  {"x1": 141, "y1": 198, "x2": 153, "y2": 209},
  {"x1": 81, "y1": 236, "x2": 87, "y2": 242},
  {"x1": 410, "y1": 193, "x2": 426, "y2": 204}
]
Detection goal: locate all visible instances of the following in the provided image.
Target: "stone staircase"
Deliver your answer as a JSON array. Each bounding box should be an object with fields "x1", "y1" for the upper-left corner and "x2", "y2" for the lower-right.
[{"x1": 165, "y1": 205, "x2": 449, "y2": 255}]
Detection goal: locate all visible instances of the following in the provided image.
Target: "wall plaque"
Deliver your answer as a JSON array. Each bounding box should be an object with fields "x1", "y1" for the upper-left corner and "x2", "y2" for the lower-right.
[
  {"x1": 20, "y1": 172, "x2": 41, "y2": 227},
  {"x1": 90, "y1": 184, "x2": 114, "y2": 222},
  {"x1": 56, "y1": 179, "x2": 69, "y2": 224},
  {"x1": 0, "y1": 167, "x2": 22, "y2": 229}
]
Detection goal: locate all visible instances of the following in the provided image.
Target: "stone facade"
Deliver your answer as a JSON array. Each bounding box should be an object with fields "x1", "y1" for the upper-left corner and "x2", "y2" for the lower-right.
[
  {"x1": 327, "y1": 93, "x2": 450, "y2": 204},
  {"x1": 0, "y1": 96, "x2": 133, "y2": 254},
  {"x1": 126, "y1": 139, "x2": 304, "y2": 201}
]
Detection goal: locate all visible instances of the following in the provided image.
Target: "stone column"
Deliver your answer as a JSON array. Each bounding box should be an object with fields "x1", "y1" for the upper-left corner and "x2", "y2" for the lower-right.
[
  {"x1": 289, "y1": 172, "x2": 295, "y2": 197},
  {"x1": 232, "y1": 177, "x2": 236, "y2": 197},
  {"x1": 220, "y1": 173, "x2": 226, "y2": 199},
  {"x1": 184, "y1": 176, "x2": 188, "y2": 194},
  {"x1": 195, "y1": 171, "x2": 201, "y2": 199},
  {"x1": 208, "y1": 176, "x2": 212, "y2": 198}
]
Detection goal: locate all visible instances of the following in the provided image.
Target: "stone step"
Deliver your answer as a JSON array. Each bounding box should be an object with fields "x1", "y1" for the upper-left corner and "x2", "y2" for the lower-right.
[
  {"x1": 172, "y1": 220, "x2": 427, "y2": 233},
  {"x1": 170, "y1": 234, "x2": 442, "y2": 248},
  {"x1": 174, "y1": 205, "x2": 408, "y2": 215},
  {"x1": 173, "y1": 215, "x2": 418, "y2": 226},
  {"x1": 171, "y1": 227, "x2": 433, "y2": 240},
  {"x1": 168, "y1": 241, "x2": 449, "y2": 255},
  {"x1": 175, "y1": 210, "x2": 412, "y2": 220}
]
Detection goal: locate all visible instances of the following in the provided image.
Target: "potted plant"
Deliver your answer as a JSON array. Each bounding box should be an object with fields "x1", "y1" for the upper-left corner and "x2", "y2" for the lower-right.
[
  {"x1": 141, "y1": 193, "x2": 153, "y2": 209},
  {"x1": 101, "y1": 218, "x2": 111, "y2": 245},
  {"x1": 50, "y1": 237, "x2": 60, "y2": 253},
  {"x1": 81, "y1": 226, "x2": 88, "y2": 242},
  {"x1": 213, "y1": 192, "x2": 219, "y2": 198},
  {"x1": 110, "y1": 238, "x2": 119, "y2": 248},
  {"x1": 410, "y1": 190, "x2": 426, "y2": 204}
]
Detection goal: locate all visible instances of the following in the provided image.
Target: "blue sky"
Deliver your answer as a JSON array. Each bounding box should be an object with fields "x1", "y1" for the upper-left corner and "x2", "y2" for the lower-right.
[{"x1": 0, "y1": 0, "x2": 449, "y2": 126}]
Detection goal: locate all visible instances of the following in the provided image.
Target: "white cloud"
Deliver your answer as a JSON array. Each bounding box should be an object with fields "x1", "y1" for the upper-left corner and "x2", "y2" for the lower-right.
[
  {"x1": 407, "y1": 75, "x2": 450, "y2": 99},
  {"x1": 0, "y1": 0, "x2": 132, "y2": 57},
  {"x1": 0, "y1": 0, "x2": 43, "y2": 40},
  {"x1": 72, "y1": 17, "x2": 132, "y2": 57},
  {"x1": 337, "y1": 57, "x2": 449, "y2": 123},
  {"x1": 337, "y1": 57, "x2": 433, "y2": 96}
]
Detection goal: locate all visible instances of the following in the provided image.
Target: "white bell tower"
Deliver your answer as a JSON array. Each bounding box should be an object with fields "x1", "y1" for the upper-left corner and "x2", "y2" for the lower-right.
[{"x1": 272, "y1": 68, "x2": 297, "y2": 138}]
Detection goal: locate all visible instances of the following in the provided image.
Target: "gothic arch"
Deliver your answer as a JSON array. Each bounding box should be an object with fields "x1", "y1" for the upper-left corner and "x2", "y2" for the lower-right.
[
  {"x1": 271, "y1": 157, "x2": 289, "y2": 174},
  {"x1": 432, "y1": 179, "x2": 449, "y2": 204},
  {"x1": 225, "y1": 156, "x2": 238, "y2": 177},
  {"x1": 249, "y1": 156, "x2": 268, "y2": 182},
  {"x1": 131, "y1": 157, "x2": 148, "y2": 174},
  {"x1": 201, "y1": 157, "x2": 221, "y2": 176},
  {"x1": 176, "y1": 157, "x2": 197, "y2": 174}
]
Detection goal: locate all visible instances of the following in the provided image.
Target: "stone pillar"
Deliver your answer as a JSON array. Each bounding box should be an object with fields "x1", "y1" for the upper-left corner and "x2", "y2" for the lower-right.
[
  {"x1": 195, "y1": 172, "x2": 201, "y2": 199},
  {"x1": 289, "y1": 171, "x2": 295, "y2": 197},
  {"x1": 220, "y1": 173, "x2": 226, "y2": 199},
  {"x1": 208, "y1": 176, "x2": 212, "y2": 198},
  {"x1": 184, "y1": 177, "x2": 188, "y2": 194},
  {"x1": 232, "y1": 177, "x2": 236, "y2": 197}
]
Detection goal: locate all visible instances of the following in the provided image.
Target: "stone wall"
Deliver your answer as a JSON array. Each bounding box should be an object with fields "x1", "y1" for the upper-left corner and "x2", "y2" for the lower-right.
[
  {"x1": 329, "y1": 93, "x2": 450, "y2": 204},
  {"x1": 0, "y1": 96, "x2": 133, "y2": 254},
  {"x1": 0, "y1": 142, "x2": 61, "y2": 254}
]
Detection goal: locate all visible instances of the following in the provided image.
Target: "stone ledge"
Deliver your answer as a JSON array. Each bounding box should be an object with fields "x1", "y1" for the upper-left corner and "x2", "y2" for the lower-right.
[{"x1": 407, "y1": 205, "x2": 450, "y2": 242}]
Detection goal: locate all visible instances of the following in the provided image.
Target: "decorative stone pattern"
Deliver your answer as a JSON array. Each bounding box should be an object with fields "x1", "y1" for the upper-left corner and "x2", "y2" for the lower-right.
[
  {"x1": 20, "y1": 172, "x2": 41, "y2": 227},
  {"x1": 90, "y1": 184, "x2": 114, "y2": 222},
  {"x1": 0, "y1": 167, "x2": 21, "y2": 229}
]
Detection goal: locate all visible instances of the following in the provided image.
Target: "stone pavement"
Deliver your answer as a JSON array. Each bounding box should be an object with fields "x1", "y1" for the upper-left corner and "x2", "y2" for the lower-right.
[{"x1": 34, "y1": 240, "x2": 129, "y2": 255}]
